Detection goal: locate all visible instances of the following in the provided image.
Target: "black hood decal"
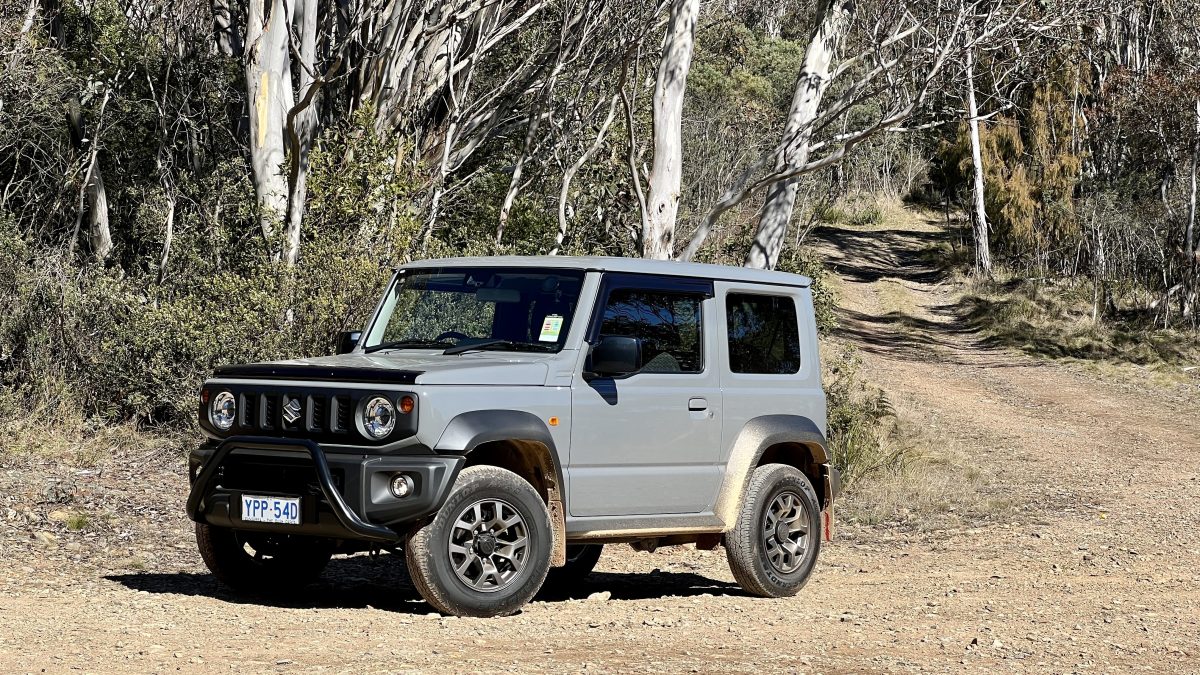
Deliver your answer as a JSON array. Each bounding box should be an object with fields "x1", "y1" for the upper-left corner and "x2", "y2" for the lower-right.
[{"x1": 213, "y1": 362, "x2": 423, "y2": 385}]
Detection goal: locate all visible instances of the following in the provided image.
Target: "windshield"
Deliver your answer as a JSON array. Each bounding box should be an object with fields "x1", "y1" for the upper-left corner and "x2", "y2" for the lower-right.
[{"x1": 363, "y1": 267, "x2": 586, "y2": 354}]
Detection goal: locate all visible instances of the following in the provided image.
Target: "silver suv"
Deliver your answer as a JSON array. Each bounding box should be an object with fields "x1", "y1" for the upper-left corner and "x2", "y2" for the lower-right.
[{"x1": 187, "y1": 257, "x2": 837, "y2": 617}]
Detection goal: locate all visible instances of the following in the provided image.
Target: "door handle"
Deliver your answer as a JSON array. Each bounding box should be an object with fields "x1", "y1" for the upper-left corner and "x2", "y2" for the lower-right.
[{"x1": 688, "y1": 398, "x2": 708, "y2": 411}]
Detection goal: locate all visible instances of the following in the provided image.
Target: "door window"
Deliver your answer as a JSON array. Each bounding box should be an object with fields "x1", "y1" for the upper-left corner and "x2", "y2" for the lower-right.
[
  {"x1": 597, "y1": 289, "x2": 704, "y2": 373},
  {"x1": 725, "y1": 293, "x2": 802, "y2": 374}
]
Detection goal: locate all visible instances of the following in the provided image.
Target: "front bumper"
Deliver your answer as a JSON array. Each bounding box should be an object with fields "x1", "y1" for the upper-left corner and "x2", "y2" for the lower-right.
[{"x1": 186, "y1": 436, "x2": 462, "y2": 543}]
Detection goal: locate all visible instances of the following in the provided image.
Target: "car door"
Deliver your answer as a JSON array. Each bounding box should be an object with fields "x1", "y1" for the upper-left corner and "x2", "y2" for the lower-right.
[{"x1": 568, "y1": 273, "x2": 723, "y2": 517}]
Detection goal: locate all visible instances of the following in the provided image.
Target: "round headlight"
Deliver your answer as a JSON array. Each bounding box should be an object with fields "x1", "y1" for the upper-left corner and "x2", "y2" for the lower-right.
[
  {"x1": 362, "y1": 396, "x2": 396, "y2": 439},
  {"x1": 210, "y1": 391, "x2": 236, "y2": 431}
]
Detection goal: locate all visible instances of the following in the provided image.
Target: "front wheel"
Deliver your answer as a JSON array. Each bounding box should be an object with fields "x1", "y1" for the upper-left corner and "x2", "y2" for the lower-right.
[
  {"x1": 195, "y1": 524, "x2": 334, "y2": 595},
  {"x1": 723, "y1": 463, "x2": 821, "y2": 598},
  {"x1": 405, "y1": 466, "x2": 552, "y2": 617}
]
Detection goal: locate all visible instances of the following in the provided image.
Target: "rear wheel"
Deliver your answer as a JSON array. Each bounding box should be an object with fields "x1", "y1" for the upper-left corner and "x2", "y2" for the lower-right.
[
  {"x1": 405, "y1": 466, "x2": 552, "y2": 617},
  {"x1": 195, "y1": 523, "x2": 334, "y2": 595},
  {"x1": 723, "y1": 463, "x2": 821, "y2": 598},
  {"x1": 543, "y1": 544, "x2": 603, "y2": 589}
]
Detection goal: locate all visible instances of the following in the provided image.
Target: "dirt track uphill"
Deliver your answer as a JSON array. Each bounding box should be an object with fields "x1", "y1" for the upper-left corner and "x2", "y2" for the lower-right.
[{"x1": 3, "y1": 212, "x2": 1199, "y2": 673}]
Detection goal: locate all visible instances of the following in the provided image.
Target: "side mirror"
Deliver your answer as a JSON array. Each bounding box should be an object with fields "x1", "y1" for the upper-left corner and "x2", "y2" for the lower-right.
[
  {"x1": 336, "y1": 331, "x2": 361, "y2": 355},
  {"x1": 586, "y1": 336, "x2": 642, "y2": 377}
]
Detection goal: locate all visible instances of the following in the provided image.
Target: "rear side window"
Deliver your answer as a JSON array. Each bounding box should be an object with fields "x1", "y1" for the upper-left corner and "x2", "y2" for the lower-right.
[
  {"x1": 725, "y1": 293, "x2": 802, "y2": 374},
  {"x1": 598, "y1": 289, "x2": 703, "y2": 373}
]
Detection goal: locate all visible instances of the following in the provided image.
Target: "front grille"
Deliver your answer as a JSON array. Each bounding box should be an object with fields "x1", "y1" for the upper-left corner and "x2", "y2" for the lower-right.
[
  {"x1": 210, "y1": 385, "x2": 416, "y2": 446},
  {"x1": 309, "y1": 396, "x2": 325, "y2": 432},
  {"x1": 334, "y1": 395, "x2": 351, "y2": 433},
  {"x1": 262, "y1": 394, "x2": 277, "y2": 430}
]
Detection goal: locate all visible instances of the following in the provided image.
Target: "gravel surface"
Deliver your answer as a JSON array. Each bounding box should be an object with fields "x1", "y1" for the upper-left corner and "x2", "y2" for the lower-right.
[{"x1": 2, "y1": 216, "x2": 1198, "y2": 673}]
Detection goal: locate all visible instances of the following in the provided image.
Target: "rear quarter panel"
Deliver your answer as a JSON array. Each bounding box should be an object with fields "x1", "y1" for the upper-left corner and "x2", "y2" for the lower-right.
[{"x1": 713, "y1": 281, "x2": 826, "y2": 460}]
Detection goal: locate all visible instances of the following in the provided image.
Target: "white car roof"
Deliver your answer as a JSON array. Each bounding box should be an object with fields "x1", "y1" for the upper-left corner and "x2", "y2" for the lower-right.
[{"x1": 400, "y1": 255, "x2": 811, "y2": 288}]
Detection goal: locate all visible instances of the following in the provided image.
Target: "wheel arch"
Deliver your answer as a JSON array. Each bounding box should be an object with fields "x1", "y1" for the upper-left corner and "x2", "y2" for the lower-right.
[
  {"x1": 714, "y1": 415, "x2": 830, "y2": 527},
  {"x1": 434, "y1": 410, "x2": 567, "y2": 566}
]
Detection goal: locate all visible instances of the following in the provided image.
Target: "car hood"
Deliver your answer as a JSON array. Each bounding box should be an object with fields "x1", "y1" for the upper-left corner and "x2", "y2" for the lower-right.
[{"x1": 211, "y1": 351, "x2": 556, "y2": 386}]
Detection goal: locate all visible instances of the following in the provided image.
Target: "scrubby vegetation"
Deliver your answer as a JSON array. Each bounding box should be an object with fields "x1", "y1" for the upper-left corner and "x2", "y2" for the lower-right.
[{"x1": 961, "y1": 275, "x2": 1200, "y2": 369}]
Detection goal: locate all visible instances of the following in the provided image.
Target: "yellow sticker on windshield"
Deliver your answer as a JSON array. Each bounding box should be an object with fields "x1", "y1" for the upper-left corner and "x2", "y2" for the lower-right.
[{"x1": 539, "y1": 314, "x2": 564, "y2": 342}]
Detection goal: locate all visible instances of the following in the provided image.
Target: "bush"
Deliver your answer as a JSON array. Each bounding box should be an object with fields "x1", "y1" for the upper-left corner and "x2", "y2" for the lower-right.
[{"x1": 823, "y1": 345, "x2": 913, "y2": 486}]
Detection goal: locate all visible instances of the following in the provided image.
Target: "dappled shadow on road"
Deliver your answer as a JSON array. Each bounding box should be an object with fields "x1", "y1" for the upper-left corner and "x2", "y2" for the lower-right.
[
  {"x1": 816, "y1": 224, "x2": 957, "y2": 286},
  {"x1": 104, "y1": 552, "x2": 744, "y2": 615},
  {"x1": 812, "y1": 220, "x2": 1035, "y2": 368}
]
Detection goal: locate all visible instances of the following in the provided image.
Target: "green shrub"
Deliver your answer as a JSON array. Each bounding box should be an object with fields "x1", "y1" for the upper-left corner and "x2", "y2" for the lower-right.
[
  {"x1": 823, "y1": 346, "x2": 913, "y2": 486},
  {"x1": 848, "y1": 204, "x2": 884, "y2": 227}
]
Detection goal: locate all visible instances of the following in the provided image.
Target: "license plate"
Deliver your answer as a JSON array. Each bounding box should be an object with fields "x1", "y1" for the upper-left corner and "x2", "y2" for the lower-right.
[{"x1": 240, "y1": 495, "x2": 301, "y2": 525}]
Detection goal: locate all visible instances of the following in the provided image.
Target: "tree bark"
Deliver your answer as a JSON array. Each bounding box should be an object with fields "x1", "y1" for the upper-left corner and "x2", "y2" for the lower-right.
[
  {"x1": 87, "y1": 168, "x2": 113, "y2": 260},
  {"x1": 283, "y1": 0, "x2": 318, "y2": 266},
  {"x1": 245, "y1": 0, "x2": 293, "y2": 258},
  {"x1": 744, "y1": 0, "x2": 854, "y2": 269},
  {"x1": 67, "y1": 90, "x2": 112, "y2": 261},
  {"x1": 966, "y1": 43, "x2": 991, "y2": 277},
  {"x1": 643, "y1": 0, "x2": 699, "y2": 260},
  {"x1": 1187, "y1": 98, "x2": 1198, "y2": 261},
  {"x1": 212, "y1": 0, "x2": 244, "y2": 57}
]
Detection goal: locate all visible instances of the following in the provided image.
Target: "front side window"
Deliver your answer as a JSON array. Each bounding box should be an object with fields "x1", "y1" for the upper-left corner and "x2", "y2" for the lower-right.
[
  {"x1": 364, "y1": 267, "x2": 585, "y2": 353},
  {"x1": 726, "y1": 293, "x2": 802, "y2": 374},
  {"x1": 598, "y1": 289, "x2": 703, "y2": 373}
]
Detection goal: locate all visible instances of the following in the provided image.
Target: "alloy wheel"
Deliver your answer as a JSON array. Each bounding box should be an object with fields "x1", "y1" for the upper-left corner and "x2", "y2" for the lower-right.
[{"x1": 447, "y1": 498, "x2": 530, "y2": 592}]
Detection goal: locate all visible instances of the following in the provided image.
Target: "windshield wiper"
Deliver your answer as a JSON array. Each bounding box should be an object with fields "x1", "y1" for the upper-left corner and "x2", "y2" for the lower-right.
[
  {"x1": 442, "y1": 340, "x2": 555, "y2": 355},
  {"x1": 363, "y1": 338, "x2": 454, "y2": 354}
]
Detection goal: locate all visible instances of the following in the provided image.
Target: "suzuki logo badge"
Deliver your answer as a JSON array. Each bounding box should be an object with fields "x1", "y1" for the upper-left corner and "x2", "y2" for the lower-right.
[{"x1": 282, "y1": 397, "x2": 302, "y2": 424}]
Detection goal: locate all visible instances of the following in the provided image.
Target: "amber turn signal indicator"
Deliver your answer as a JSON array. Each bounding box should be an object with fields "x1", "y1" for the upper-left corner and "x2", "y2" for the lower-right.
[
  {"x1": 200, "y1": 389, "x2": 210, "y2": 404},
  {"x1": 398, "y1": 395, "x2": 416, "y2": 414},
  {"x1": 548, "y1": 416, "x2": 559, "y2": 427}
]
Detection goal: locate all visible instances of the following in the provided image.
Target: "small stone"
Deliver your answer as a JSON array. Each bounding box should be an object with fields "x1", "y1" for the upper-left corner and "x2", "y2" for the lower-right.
[
  {"x1": 587, "y1": 591, "x2": 611, "y2": 602},
  {"x1": 47, "y1": 510, "x2": 70, "y2": 523},
  {"x1": 33, "y1": 531, "x2": 56, "y2": 546}
]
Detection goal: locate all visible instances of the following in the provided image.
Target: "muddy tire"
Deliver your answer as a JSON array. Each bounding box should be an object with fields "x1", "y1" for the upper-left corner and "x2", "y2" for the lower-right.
[
  {"x1": 543, "y1": 544, "x2": 604, "y2": 589},
  {"x1": 195, "y1": 523, "x2": 334, "y2": 595},
  {"x1": 405, "y1": 466, "x2": 552, "y2": 617},
  {"x1": 723, "y1": 463, "x2": 821, "y2": 598}
]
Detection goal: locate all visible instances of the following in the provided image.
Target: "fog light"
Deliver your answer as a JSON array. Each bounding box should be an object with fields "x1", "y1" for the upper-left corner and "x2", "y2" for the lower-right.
[{"x1": 389, "y1": 474, "x2": 414, "y2": 498}]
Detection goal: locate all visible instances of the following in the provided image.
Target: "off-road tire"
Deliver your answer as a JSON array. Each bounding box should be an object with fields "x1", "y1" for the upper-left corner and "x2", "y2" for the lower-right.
[
  {"x1": 195, "y1": 523, "x2": 334, "y2": 595},
  {"x1": 723, "y1": 463, "x2": 821, "y2": 598},
  {"x1": 405, "y1": 465, "x2": 552, "y2": 617},
  {"x1": 543, "y1": 544, "x2": 604, "y2": 589}
]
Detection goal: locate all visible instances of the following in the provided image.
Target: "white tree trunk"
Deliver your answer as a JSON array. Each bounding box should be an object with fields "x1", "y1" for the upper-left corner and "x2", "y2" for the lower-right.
[
  {"x1": 643, "y1": 0, "x2": 699, "y2": 260},
  {"x1": 212, "y1": 0, "x2": 243, "y2": 57},
  {"x1": 283, "y1": 0, "x2": 318, "y2": 266},
  {"x1": 245, "y1": 0, "x2": 293, "y2": 257},
  {"x1": 966, "y1": 44, "x2": 992, "y2": 277},
  {"x1": 1187, "y1": 98, "x2": 1198, "y2": 260},
  {"x1": 744, "y1": 0, "x2": 853, "y2": 269},
  {"x1": 87, "y1": 159, "x2": 113, "y2": 260},
  {"x1": 20, "y1": 0, "x2": 38, "y2": 34}
]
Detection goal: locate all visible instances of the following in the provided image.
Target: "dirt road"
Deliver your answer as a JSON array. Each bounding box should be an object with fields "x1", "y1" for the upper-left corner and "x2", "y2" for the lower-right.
[{"x1": 3, "y1": 215, "x2": 1199, "y2": 673}]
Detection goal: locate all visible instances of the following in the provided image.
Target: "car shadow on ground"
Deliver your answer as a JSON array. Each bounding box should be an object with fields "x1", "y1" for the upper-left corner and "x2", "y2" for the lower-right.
[{"x1": 104, "y1": 552, "x2": 746, "y2": 615}]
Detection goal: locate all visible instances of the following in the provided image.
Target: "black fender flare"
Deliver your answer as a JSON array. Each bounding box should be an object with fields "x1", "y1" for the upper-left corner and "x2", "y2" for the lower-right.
[
  {"x1": 434, "y1": 409, "x2": 557, "y2": 456},
  {"x1": 434, "y1": 410, "x2": 568, "y2": 565},
  {"x1": 713, "y1": 414, "x2": 830, "y2": 527}
]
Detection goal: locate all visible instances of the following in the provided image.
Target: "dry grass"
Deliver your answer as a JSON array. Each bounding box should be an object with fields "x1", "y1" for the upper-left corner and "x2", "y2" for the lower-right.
[
  {"x1": 0, "y1": 392, "x2": 186, "y2": 467},
  {"x1": 839, "y1": 424, "x2": 1014, "y2": 532},
  {"x1": 958, "y1": 273, "x2": 1200, "y2": 385}
]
